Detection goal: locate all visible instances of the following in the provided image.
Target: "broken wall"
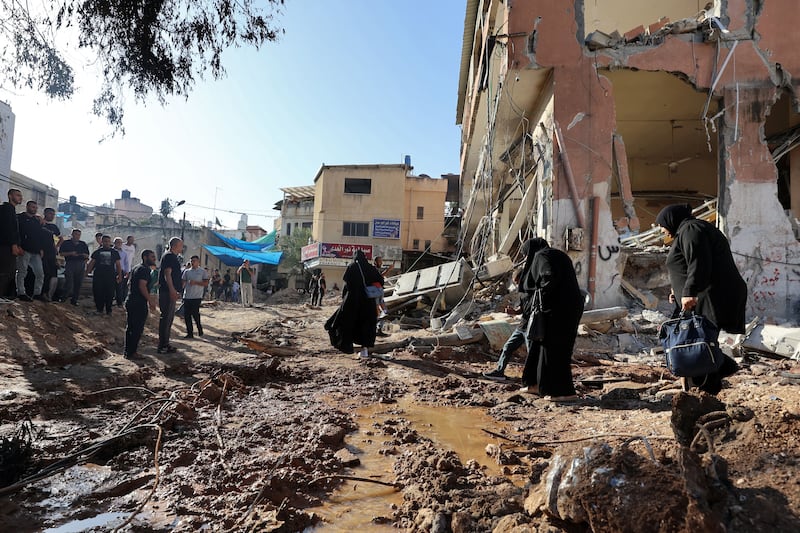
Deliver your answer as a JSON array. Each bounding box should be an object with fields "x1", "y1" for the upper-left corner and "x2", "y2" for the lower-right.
[{"x1": 503, "y1": 0, "x2": 800, "y2": 319}]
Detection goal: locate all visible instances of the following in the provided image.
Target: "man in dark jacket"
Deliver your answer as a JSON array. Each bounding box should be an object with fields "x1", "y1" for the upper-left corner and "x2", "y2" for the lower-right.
[
  {"x1": 0, "y1": 188, "x2": 23, "y2": 298},
  {"x1": 15, "y1": 200, "x2": 46, "y2": 301}
]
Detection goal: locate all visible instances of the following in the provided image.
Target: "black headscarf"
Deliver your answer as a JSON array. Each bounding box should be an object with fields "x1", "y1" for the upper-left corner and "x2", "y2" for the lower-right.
[
  {"x1": 520, "y1": 237, "x2": 550, "y2": 293},
  {"x1": 655, "y1": 204, "x2": 694, "y2": 236}
]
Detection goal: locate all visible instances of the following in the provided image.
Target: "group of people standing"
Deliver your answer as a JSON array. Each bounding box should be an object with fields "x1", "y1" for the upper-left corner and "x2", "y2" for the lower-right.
[{"x1": 0, "y1": 188, "x2": 136, "y2": 311}]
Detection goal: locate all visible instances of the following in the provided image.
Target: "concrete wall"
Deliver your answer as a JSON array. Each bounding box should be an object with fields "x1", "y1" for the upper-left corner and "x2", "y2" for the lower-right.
[
  {"x1": 0, "y1": 101, "x2": 13, "y2": 200},
  {"x1": 403, "y1": 175, "x2": 448, "y2": 252}
]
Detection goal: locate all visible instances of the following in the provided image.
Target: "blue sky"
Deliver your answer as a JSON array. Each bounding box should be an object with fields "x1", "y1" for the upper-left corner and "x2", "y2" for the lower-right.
[{"x1": 3, "y1": 0, "x2": 464, "y2": 230}]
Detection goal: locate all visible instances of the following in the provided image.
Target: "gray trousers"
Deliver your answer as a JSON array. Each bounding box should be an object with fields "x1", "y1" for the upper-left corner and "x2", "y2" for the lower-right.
[
  {"x1": 495, "y1": 321, "x2": 527, "y2": 372},
  {"x1": 16, "y1": 251, "x2": 44, "y2": 296},
  {"x1": 64, "y1": 261, "x2": 85, "y2": 304}
]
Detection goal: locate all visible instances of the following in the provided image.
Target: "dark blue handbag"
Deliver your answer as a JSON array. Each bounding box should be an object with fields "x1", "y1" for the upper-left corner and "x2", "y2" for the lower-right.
[{"x1": 658, "y1": 312, "x2": 725, "y2": 377}]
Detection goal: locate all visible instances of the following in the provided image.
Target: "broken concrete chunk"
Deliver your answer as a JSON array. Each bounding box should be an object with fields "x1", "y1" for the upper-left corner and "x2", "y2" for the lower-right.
[
  {"x1": 585, "y1": 30, "x2": 615, "y2": 50},
  {"x1": 334, "y1": 448, "x2": 360, "y2": 467}
]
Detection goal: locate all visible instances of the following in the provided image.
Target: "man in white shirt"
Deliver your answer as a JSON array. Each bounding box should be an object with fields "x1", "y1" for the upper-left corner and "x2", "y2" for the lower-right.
[{"x1": 113, "y1": 237, "x2": 130, "y2": 306}]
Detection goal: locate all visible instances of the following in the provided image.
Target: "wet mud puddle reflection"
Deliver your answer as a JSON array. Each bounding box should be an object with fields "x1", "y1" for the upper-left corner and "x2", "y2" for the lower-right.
[{"x1": 310, "y1": 396, "x2": 507, "y2": 531}]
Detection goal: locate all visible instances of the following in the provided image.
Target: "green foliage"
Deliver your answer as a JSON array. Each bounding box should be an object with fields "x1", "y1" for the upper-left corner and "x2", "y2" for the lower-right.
[
  {"x1": 279, "y1": 228, "x2": 311, "y2": 274},
  {"x1": 0, "y1": 0, "x2": 285, "y2": 133}
]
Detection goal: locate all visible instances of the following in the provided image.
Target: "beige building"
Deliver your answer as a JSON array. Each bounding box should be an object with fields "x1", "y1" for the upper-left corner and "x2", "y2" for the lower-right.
[
  {"x1": 302, "y1": 163, "x2": 449, "y2": 285},
  {"x1": 113, "y1": 189, "x2": 153, "y2": 220},
  {"x1": 275, "y1": 185, "x2": 315, "y2": 239},
  {"x1": 9, "y1": 170, "x2": 59, "y2": 211}
]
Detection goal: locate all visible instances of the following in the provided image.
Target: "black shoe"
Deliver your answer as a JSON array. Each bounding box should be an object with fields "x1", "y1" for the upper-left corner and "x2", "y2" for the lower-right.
[
  {"x1": 34, "y1": 294, "x2": 50, "y2": 302},
  {"x1": 183, "y1": 334, "x2": 194, "y2": 339},
  {"x1": 157, "y1": 345, "x2": 178, "y2": 354},
  {"x1": 482, "y1": 369, "x2": 507, "y2": 381},
  {"x1": 197, "y1": 330, "x2": 204, "y2": 337},
  {"x1": 70, "y1": 301, "x2": 79, "y2": 306},
  {"x1": 17, "y1": 294, "x2": 32, "y2": 302}
]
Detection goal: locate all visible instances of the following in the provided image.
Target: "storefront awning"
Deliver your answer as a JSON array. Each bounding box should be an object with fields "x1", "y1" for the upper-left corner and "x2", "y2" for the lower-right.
[{"x1": 203, "y1": 245, "x2": 282, "y2": 266}]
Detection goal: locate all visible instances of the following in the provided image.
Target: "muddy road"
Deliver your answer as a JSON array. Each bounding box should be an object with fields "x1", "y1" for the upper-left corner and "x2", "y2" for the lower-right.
[{"x1": 0, "y1": 291, "x2": 798, "y2": 532}]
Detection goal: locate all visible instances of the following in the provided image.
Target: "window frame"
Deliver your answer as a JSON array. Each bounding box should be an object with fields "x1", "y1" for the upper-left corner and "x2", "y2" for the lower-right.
[
  {"x1": 416, "y1": 206, "x2": 424, "y2": 220},
  {"x1": 344, "y1": 178, "x2": 372, "y2": 195},
  {"x1": 343, "y1": 221, "x2": 370, "y2": 237}
]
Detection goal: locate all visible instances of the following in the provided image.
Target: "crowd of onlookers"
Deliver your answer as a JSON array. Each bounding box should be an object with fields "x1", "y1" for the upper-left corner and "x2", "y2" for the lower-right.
[{"x1": 0, "y1": 188, "x2": 259, "y2": 358}]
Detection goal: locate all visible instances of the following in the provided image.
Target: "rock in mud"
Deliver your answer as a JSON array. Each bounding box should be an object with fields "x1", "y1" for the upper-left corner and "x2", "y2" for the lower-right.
[
  {"x1": 334, "y1": 448, "x2": 360, "y2": 467},
  {"x1": 318, "y1": 424, "x2": 347, "y2": 445}
]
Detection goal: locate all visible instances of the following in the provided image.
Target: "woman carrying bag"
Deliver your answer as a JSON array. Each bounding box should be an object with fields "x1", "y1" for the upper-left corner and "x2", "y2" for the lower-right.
[
  {"x1": 324, "y1": 250, "x2": 382, "y2": 359},
  {"x1": 518, "y1": 238, "x2": 585, "y2": 401},
  {"x1": 656, "y1": 204, "x2": 746, "y2": 394}
]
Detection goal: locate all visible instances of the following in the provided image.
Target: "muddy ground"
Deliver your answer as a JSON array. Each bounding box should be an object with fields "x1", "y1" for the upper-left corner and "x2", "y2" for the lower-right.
[{"x1": 0, "y1": 287, "x2": 798, "y2": 532}]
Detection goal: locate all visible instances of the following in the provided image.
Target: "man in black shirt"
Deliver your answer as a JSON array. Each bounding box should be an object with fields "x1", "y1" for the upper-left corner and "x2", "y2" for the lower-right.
[
  {"x1": 86, "y1": 234, "x2": 122, "y2": 314},
  {"x1": 0, "y1": 188, "x2": 23, "y2": 298},
  {"x1": 42, "y1": 207, "x2": 62, "y2": 301},
  {"x1": 59, "y1": 229, "x2": 90, "y2": 305},
  {"x1": 157, "y1": 237, "x2": 184, "y2": 353},
  {"x1": 15, "y1": 200, "x2": 46, "y2": 301},
  {"x1": 124, "y1": 249, "x2": 157, "y2": 358}
]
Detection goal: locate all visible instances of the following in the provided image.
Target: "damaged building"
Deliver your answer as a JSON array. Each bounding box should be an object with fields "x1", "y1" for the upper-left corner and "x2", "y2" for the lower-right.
[{"x1": 456, "y1": 0, "x2": 800, "y2": 319}]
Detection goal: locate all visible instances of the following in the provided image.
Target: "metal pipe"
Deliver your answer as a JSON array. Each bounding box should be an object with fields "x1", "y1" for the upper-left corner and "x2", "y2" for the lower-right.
[
  {"x1": 588, "y1": 196, "x2": 600, "y2": 307},
  {"x1": 554, "y1": 122, "x2": 586, "y2": 228}
]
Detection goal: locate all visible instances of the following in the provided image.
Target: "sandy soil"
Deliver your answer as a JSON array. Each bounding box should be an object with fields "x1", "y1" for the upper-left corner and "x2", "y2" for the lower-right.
[{"x1": 0, "y1": 288, "x2": 798, "y2": 532}]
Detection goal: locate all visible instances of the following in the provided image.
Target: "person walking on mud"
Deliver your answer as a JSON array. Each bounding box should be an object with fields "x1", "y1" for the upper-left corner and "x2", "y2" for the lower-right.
[
  {"x1": 124, "y1": 249, "x2": 157, "y2": 358},
  {"x1": 518, "y1": 238, "x2": 584, "y2": 401},
  {"x1": 157, "y1": 237, "x2": 184, "y2": 354},
  {"x1": 483, "y1": 265, "x2": 529, "y2": 381},
  {"x1": 324, "y1": 250, "x2": 382, "y2": 359},
  {"x1": 656, "y1": 204, "x2": 745, "y2": 394}
]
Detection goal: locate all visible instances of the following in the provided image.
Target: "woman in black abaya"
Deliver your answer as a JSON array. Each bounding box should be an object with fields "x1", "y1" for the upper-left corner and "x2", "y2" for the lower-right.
[
  {"x1": 519, "y1": 238, "x2": 584, "y2": 400},
  {"x1": 656, "y1": 204, "x2": 746, "y2": 394},
  {"x1": 324, "y1": 250, "x2": 382, "y2": 358}
]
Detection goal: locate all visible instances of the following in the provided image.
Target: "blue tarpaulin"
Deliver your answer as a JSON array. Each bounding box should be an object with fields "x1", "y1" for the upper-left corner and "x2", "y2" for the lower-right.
[
  {"x1": 212, "y1": 231, "x2": 275, "y2": 251},
  {"x1": 203, "y1": 245, "x2": 283, "y2": 266}
]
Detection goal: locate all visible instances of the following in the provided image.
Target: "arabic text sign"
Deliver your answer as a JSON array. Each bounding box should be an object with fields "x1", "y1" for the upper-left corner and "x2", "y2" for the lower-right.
[
  {"x1": 372, "y1": 218, "x2": 401, "y2": 239},
  {"x1": 301, "y1": 243, "x2": 320, "y2": 261},
  {"x1": 319, "y1": 243, "x2": 373, "y2": 260}
]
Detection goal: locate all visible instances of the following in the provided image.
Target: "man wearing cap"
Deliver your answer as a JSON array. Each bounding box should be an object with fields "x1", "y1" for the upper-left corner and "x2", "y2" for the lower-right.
[{"x1": 59, "y1": 229, "x2": 90, "y2": 305}]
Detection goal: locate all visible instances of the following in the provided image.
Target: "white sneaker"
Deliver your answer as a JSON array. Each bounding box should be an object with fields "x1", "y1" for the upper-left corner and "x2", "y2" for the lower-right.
[
  {"x1": 359, "y1": 348, "x2": 370, "y2": 359},
  {"x1": 378, "y1": 310, "x2": 387, "y2": 319}
]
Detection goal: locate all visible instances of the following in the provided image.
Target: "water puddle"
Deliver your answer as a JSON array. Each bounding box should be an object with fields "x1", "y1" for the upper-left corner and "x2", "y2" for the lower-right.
[
  {"x1": 310, "y1": 396, "x2": 508, "y2": 531},
  {"x1": 42, "y1": 512, "x2": 128, "y2": 532}
]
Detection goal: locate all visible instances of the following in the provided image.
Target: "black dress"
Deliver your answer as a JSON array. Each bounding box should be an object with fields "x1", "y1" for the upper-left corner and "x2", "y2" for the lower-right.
[
  {"x1": 324, "y1": 253, "x2": 382, "y2": 353},
  {"x1": 666, "y1": 218, "x2": 746, "y2": 394},
  {"x1": 666, "y1": 218, "x2": 747, "y2": 334},
  {"x1": 521, "y1": 248, "x2": 584, "y2": 396}
]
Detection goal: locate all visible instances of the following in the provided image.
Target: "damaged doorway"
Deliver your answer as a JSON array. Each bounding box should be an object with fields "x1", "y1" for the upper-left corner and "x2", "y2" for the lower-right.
[
  {"x1": 765, "y1": 90, "x2": 800, "y2": 240},
  {"x1": 606, "y1": 70, "x2": 719, "y2": 230}
]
